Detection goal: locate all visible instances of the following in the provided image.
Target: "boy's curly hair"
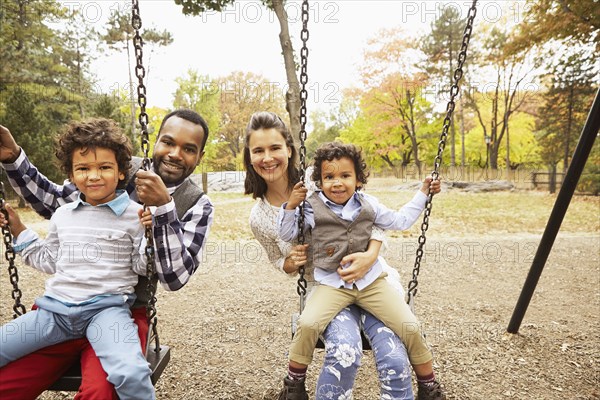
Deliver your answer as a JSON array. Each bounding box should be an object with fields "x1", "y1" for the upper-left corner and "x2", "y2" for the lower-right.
[
  {"x1": 55, "y1": 118, "x2": 132, "y2": 187},
  {"x1": 311, "y1": 142, "x2": 369, "y2": 190}
]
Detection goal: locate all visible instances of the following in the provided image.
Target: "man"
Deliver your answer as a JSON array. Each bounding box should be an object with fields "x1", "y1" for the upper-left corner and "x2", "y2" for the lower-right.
[{"x1": 0, "y1": 109, "x2": 214, "y2": 399}]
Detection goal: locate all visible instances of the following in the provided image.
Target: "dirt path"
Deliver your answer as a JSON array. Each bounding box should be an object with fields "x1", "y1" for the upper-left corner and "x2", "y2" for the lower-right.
[
  {"x1": 1, "y1": 187, "x2": 598, "y2": 399},
  {"x1": 4, "y1": 233, "x2": 593, "y2": 399}
]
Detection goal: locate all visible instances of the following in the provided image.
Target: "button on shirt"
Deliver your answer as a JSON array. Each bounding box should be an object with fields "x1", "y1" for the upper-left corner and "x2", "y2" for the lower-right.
[{"x1": 279, "y1": 190, "x2": 428, "y2": 290}]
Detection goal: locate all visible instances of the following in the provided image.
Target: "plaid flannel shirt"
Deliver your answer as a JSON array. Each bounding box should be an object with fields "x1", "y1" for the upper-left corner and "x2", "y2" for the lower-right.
[{"x1": 2, "y1": 149, "x2": 214, "y2": 291}]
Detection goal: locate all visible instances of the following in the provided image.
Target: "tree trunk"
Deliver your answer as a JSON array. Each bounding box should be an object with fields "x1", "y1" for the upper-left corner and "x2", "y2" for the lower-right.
[
  {"x1": 459, "y1": 95, "x2": 465, "y2": 166},
  {"x1": 549, "y1": 163, "x2": 557, "y2": 194},
  {"x1": 381, "y1": 155, "x2": 395, "y2": 168},
  {"x1": 17, "y1": 1, "x2": 26, "y2": 51},
  {"x1": 272, "y1": 0, "x2": 301, "y2": 145},
  {"x1": 506, "y1": 122, "x2": 510, "y2": 173},
  {"x1": 563, "y1": 84, "x2": 574, "y2": 173},
  {"x1": 490, "y1": 143, "x2": 499, "y2": 170},
  {"x1": 405, "y1": 94, "x2": 422, "y2": 175},
  {"x1": 408, "y1": 132, "x2": 421, "y2": 175},
  {"x1": 76, "y1": 42, "x2": 85, "y2": 117},
  {"x1": 448, "y1": 34, "x2": 456, "y2": 166},
  {"x1": 126, "y1": 35, "x2": 137, "y2": 152}
]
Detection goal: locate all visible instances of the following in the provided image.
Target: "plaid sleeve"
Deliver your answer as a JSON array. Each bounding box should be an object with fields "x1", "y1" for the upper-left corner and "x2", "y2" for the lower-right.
[
  {"x1": 151, "y1": 194, "x2": 214, "y2": 291},
  {"x1": 2, "y1": 149, "x2": 78, "y2": 219}
]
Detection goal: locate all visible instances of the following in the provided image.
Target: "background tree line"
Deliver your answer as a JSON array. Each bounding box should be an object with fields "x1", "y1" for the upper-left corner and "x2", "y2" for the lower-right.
[{"x1": 1, "y1": 0, "x2": 598, "y2": 194}]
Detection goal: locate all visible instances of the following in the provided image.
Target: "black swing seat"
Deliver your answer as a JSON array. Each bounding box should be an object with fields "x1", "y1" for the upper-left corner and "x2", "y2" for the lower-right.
[
  {"x1": 48, "y1": 346, "x2": 170, "y2": 391},
  {"x1": 291, "y1": 312, "x2": 371, "y2": 351},
  {"x1": 48, "y1": 321, "x2": 171, "y2": 392}
]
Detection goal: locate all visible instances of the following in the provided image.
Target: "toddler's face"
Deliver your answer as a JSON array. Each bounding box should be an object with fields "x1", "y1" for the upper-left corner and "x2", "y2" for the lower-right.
[{"x1": 320, "y1": 156, "x2": 360, "y2": 205}]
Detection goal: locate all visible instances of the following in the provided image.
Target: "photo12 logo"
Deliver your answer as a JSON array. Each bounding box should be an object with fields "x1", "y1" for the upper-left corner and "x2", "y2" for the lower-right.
[
  {"x1": 400, "y1": 1, "x2": 514, "y2": 24},
  {"x1": 199, "y1": 1, "x2": 340, "y2": 24}
]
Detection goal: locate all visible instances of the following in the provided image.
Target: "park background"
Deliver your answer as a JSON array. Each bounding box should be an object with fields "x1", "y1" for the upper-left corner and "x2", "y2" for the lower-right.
[
  {"x1": 1, "y1": 1, "x2": 599, "y2": 399},
  {"x1": 0, "y1": 0, "x2": 598, "y2": 192}
]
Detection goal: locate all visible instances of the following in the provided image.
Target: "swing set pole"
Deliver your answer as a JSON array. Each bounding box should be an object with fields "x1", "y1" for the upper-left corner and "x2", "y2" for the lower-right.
[{"x1": 507, "y1": 87, "x2": 600, "y2": 334}]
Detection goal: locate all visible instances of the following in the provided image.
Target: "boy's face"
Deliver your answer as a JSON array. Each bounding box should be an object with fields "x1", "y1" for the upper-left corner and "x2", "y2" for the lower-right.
[
  {"x1": 70, "y1": 147, "x2": 124, "y2": 206},
  {"x1": 152, "y1": 116, "x2": 205, "y2": 185},
  {"x1": 320, "y1": 156, "x2": 360, "y2": 205}
]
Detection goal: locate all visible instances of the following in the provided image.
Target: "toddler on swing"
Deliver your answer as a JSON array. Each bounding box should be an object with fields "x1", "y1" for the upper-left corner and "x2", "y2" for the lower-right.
[{"x1": 277, "y1": 142, "x2": 445, "y2": 400}]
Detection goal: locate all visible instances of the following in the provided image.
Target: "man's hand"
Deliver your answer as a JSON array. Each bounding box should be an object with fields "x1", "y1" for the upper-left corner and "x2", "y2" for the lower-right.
[
  {"x1": 0, "y1": 125, "x2": 21, "y2": 163},
  {"x1": 135, "y1": 170, "x2": 171, "y2": 207}
]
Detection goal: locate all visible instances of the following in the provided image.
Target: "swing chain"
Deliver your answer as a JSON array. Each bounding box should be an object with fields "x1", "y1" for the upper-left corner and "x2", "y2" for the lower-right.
[
  {"x1": 131, "y1": 0, "x2": 158, "y2": 328},
  {"x1": 407, "y1": 0, "x2": 478, "y2": 310},
  {"x1": 131, "y1": 0, "x2": 149, "y2": 161},
  {"x1": 0, "y1": 180, "x2": 27, "y2": 318},
  {"x1": 296, "y1": 0, "x2": 310, "y2": 310}
]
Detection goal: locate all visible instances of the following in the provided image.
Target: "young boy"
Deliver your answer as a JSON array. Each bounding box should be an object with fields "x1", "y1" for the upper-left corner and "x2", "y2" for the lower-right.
[
  {"x1": 278, "y1": 142, "x2": 445, "y2": 400},
  {"x1": 0, "y1": 118, "x2": 155, "y2": 400}
]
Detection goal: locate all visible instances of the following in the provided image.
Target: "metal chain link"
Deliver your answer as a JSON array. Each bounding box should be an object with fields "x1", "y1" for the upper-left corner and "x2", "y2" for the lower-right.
[
  {"x1": 131, "y1": 0, "x2": 158, "y2": 342},
  {"x1": 296, "y1": 0, "x2": 310, "y2": 313},
  {"x1": 407, "y1": 0, "x2": 478, "y2": 312},
  {"x1": 0, "y1": 180, "x2": 27, "y2": 318}
]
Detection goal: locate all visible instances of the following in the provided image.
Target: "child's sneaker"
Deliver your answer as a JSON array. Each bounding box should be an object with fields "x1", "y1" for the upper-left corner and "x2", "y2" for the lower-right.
[
  {"x1": 277, "y1": 376, "x2": 308, "y2": 400},
  {"x1": 417, "y1": 380, "x2": 446, "y2": 400}
]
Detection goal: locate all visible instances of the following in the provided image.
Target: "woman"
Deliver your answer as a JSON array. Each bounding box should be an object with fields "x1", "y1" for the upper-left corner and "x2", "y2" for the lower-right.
[{"x1": 243, "y1": 111, "x2": 415, "y2": 400}]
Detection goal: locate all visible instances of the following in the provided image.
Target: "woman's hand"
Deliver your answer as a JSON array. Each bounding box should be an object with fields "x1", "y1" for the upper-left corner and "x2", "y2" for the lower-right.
[
  {"x1": 338, "y1": 249, "x2": 378, "y2": 284},
  {"x1": 283, "y1": 244, "x2": 309, "y2": 274}
]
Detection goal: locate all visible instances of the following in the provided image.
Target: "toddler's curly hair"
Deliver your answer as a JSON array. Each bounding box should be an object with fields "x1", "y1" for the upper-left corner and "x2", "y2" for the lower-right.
[{"x1": 311, "y1": 142, "x2": 369, "y2": 190}]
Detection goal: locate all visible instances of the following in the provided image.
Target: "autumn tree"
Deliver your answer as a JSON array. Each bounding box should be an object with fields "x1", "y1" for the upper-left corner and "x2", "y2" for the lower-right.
[
  {"x1": 509, "y1": 0, "x2": 600, "y2": 54},
  {"x1": 172, "y1": 70, "x2": 222, "y2": 168},
  {"x1": 304, "y1": 110, "x2": 337, "y2": 159},
  {"x1": 345, "y1": 28, "x2": 436, "y2": 174},
  {"x1": 536, "y1": 52, "x2": 597, "y2": 173},
  {"x1": 215, "y1": 71, "x2": 285, "y2": 169},
  {"x1": 464, "y1": 26, "x2": 533, "y2": 170}
]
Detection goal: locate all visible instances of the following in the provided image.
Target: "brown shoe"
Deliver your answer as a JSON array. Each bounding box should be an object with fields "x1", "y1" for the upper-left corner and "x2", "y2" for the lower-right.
[
  {"x1": 417, "y1": 380, "x2": 446, "y2": 400},
  {"x1": 277, "y1": 376, "x2": 308, "y2": 400}
]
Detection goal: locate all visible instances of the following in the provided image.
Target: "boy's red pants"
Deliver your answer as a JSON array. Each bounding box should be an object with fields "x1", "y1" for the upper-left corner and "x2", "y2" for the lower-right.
[{"x1": 0, "y1": 306, "x2": 149, "y2": 400}]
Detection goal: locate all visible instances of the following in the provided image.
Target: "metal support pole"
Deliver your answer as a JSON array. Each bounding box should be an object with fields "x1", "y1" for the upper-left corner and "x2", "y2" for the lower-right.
[{"x1": 507, "y1": 88, "x2": 600, "y2": 333}]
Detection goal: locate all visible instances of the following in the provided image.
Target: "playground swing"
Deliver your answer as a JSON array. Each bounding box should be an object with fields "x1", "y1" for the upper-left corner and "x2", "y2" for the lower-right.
[
  {"x1": 290, "y1": 0, "x2": 479, "y2": 351},
  {"x1": 0, "y1": 0, "x2": 170, "y2": 392}
]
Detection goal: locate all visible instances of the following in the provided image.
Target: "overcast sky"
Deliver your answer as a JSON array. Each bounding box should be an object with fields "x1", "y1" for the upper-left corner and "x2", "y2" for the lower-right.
[{"x1": 65, "y1": 0, "x2": 522, "y2": 112}]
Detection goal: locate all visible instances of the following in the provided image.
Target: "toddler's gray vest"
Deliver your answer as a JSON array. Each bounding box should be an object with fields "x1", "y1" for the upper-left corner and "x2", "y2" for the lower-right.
[{"x1": 309, "y1": 192, "x2": 374, "y2": 272}]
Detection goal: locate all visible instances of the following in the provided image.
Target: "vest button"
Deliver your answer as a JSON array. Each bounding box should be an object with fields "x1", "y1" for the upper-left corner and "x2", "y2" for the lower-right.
[{"x1": 348, "y1": 228, "x2": 352, "y2": 232}]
